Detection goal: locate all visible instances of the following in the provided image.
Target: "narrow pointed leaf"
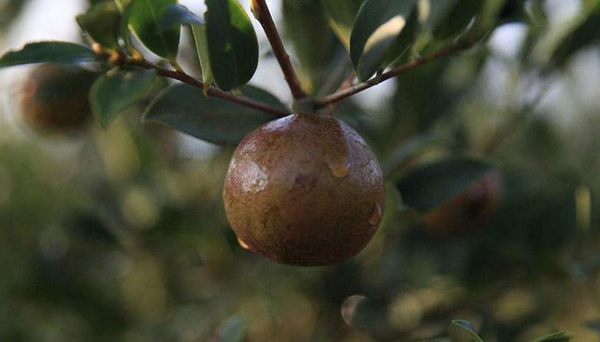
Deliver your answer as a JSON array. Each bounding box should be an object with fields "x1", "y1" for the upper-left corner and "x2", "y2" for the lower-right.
[
  {"x1": 205, "y1": 0, "x2": 258, "y2": 91},
  {"x1": 143, "y1": 84, "x2": 287, "y2": 145},
  {"x1": 115, "y1": 0, "x2": 134, "y2": 50},
  {"x1": 396, "y1": 158, "x2": 493, "y2": 212},
  {"x1": 191, "y1": 24, "x2": 213, "y2": 90},
  {"x1": 90, "y1": 68, "x2": 157, "y2": 126},
  {"x1": 533, "y1": 331, "x2": 573, "y2": 342},
  {"x1": 76, "y1": 2, "x2": 121, "y2": 50},
  {"x1": 0, "y1": 42, "x2": 98, "y2": 67},
  {"x1": 350, "y1": 0, "x2": 418, "y2": 81},
  {"x1": 450, "y1": 320, "x2": 484, "y2": 342},
  {"x1": 128, "y1": 0, "x2": 180, "y2": 60}
]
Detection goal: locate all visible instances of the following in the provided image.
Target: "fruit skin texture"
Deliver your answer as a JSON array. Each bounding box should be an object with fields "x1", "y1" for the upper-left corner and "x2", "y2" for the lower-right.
[
  {"x1": 223, "y1": 114, "x2": 385, "y2": 266},
  {"x1": 18, "y1": 63, "x2": 97, "y2": 135},
  {"x1": 421, "y1": 171, "x2": 503, "y2": 236}
]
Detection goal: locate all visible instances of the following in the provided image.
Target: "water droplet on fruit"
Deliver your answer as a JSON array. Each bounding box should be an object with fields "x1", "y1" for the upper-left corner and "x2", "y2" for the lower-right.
[
  {"x1": 241, "y1": 162, "x2": 269, "y2": 194},
  {"x1": 328, "y1": 159, "x2": 350, "y2": 178},
  {"x1": 237, "y1": 237, "x2": 250, "y2": 250},
  {"x1": 369, "y1": 203, "x2": 383, "y2": 226},
  {"x1": 341, "y1": 294, "x2": 368, "y2": 326}
]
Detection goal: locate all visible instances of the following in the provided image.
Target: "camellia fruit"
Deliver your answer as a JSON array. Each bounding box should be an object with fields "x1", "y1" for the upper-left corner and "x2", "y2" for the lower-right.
[
  {"x1": 18, "y1": 63, "x2": 97, "y2": 135},
  {"x1": 223, "y1": 114, "x2": 385, "y2": 266}
]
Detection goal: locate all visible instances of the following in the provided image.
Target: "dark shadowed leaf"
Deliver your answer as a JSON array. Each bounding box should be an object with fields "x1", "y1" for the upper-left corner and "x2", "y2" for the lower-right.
[
  {"x1": 90, "y1": 68, "x2": 157, "y2": 126},
  {"x1": 450, "y1": 320, "x2": 484, "y2": 342},
  {"x1": 350, "y1": 0, "x2": 418, "y2": 80},
  {"x1": 215, "y1": 315, "x2": 245, "y2": 342},
  {"x1": 159, "y1": 3, "x2": 203, "y2": 31},
  {"x1": 396, "y1": 158, "x2": 493, "y2": 212},
  {"x1": 128, "y1": 0, "x2": 180, "y2": 60},
  {"x1": 430, "y1": 0, "x2": 483, "y2": 40},
  {"x1": 550, "y1": 7, "x2": 600, "y2": 67},
  {"x1": 205, "y1": 0, "x2": 258, "y2": 91},
  {"x1": 282, "y1": 0, "x2": 337, "y2": 93},
  {"x1": 76, "y1": 2, "x2": 121, "y2": 50},
  {"x1": 320, "y1": 0, "x2": 364, "y2": 48},
  {"x1": 533, "y1": 331, "x2": 573, "y2": 342},
  {"x1": 143, "y1": 83, "x2": 287, "y2": 145},
  {"x1": 0, "y1": 42, "x2": 99, "y2": 67}
]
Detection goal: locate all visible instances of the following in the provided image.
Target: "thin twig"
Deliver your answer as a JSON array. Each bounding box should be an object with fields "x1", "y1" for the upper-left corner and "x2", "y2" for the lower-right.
[
  {"x1": 315, "y1": 42, "x2": 475, "y2": 108},
  {"x1": 251, "y1": 0, "x2": 307, "y2": 100},
  {"x1": 132, "y1": 60, "x2": 289, "y2": 117}
]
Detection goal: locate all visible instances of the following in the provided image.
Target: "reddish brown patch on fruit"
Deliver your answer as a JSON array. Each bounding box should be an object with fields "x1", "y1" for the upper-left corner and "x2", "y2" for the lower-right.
[
  {"x1": 19, "y1": 64, "x2": 97, "y2": 135},
  {"x1": 223, "y1": 114, "x2": 385, "y2": 266},
  {"x1": 421, "y1": 171, "x2": 503, "y2": 236}
]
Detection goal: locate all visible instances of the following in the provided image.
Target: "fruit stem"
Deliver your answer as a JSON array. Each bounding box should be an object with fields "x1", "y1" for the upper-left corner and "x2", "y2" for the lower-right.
[{"x1": 251, "y1": 0, "x2": 308, "y2": 101}]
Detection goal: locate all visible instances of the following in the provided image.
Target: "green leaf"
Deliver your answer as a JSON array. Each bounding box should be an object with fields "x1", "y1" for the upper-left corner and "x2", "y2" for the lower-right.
[
  {"x1": 0, "y1": 42, "x2": 98, "y2": 67},
  {"x1": 350, "y1": 0, "x2": 418, "y2": 81},
  {"x1": 533, "y1": 331, "x2": 573, "y2": 342},
  {"x1": 191, "y1": 24, "x2": 213, "y2": 91},
  {"x1": 450, "y1": 320, "x2": 484, "y2": 342},
  {"x1": 90, "y1": 68, "x2": 157, "y2": 126},
  {"x1": 320, "y1": 0, "x2": 364, "y2": 48},
  {"x1": 282, "y1": 0, "x2": 336, "y2": 93},
  {"x1": 143, "y1": 84, "x2": 287, "y2": 145},
  {"x1": 128, "y1": 0, "x2": 180, "y2": 60},
  {"x1": 159, "y1": 3, "x2": 203, "y2": 31},
  {"x1": 396, "y1": 158, "x2": 493, "y2": 212},
  {"x1": 429, "y1": 0, "x2": 483, "y2": 40},
  {"x1": 76, "y1": 2, "x2": 121, "y2": 50},
  {"x1": 205, "y1": 0, "x2": 258, "y2": 91},
  {"x1": 215, "y1": 315, "x2": 245, "y2": 342}
]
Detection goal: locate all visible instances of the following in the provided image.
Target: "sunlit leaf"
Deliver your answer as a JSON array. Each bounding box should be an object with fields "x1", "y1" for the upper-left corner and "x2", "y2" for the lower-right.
[
  {"x1": 143, "y1": 84, "x2": 287, "y2": 145},
  {"x1": 191, "y1": 24, "x2": 213, "y2": 91},
  {"x1": 128, "y1": 0, "x2": 180, "y2": 60},
  {"x1": 350, "y1": 0, "x2": 418, "y2": 81},
  {"x1": 396, "y1": 158, "x2": 493, "y2": 212},
  {"x1": 90, "y1": 68, "x2": 157, "y2": 126},
  {"x1": 0, "y1": 42, "x2": 99, "y2": 67},
  {"x1": 205, "y1": 0, "x2": 258, "y2": 91}
]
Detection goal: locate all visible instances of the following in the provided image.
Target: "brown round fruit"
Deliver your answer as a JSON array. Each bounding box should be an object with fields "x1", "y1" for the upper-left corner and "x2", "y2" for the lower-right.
[
  {"x1": 421, "y1": 171, "x2": 503, "y2": 236},
  {"x1": 18, "y1": 63, "x2": 97, "y2": 135},
  {"x1": 223, "y1": 114, "x2": 385, "y2": 266}
]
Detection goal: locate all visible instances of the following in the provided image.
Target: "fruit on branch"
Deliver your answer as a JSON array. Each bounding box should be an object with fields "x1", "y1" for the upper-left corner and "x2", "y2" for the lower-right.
[
  {"x1": 223, "y1": 114, "x2": 385, "y2": 266},
  {"x1": 18, "y1": 63, "x2": 98, "y2": 135},
  {"x1": 421, "y1": 171, "x2": 503, "y2": 236}
]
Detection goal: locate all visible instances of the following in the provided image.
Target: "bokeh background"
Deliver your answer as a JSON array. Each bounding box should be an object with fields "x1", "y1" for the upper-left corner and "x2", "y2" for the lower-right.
[{"x1": 1, "y1": 0, "x2": 600, "y2": 341}]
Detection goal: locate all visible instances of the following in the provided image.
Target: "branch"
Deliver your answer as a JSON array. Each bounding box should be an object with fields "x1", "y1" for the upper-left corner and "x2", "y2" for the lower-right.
[
  {"x1": 132, "y1": 60, "x2": 289, "y2": 117},
  {"x1": 251, "y1": 0, "x2": 307, "y2": 100},
  {"x1": 315, "y1": 42, "x2": 476, "y2": 108}
]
